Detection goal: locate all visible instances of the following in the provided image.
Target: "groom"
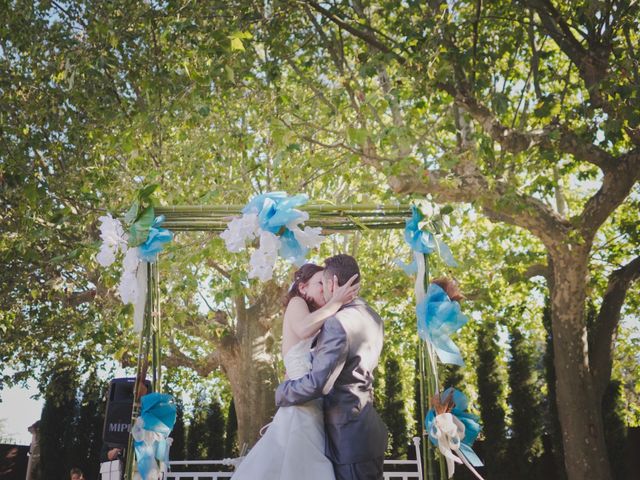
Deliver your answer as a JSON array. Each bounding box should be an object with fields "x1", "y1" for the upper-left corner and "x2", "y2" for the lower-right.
[{"x1": 276, "y1": 254, "x2": 388, "y2": 480}]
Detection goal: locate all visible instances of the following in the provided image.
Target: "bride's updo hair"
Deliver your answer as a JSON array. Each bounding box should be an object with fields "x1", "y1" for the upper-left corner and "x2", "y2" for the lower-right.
[{"x1": 284, "y1": 263, "x2": 324, "y2": 311}]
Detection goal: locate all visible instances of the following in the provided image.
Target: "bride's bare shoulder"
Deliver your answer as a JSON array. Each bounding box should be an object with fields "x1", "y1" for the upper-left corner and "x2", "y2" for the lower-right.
[{"x1": 284, "y1": 296, "x2": 310, "y2": 317}]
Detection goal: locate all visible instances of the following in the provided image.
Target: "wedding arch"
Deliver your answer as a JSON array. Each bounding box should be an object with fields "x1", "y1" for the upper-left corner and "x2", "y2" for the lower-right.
[{"x1": 97, "y1": 193, "x2": 480, "y2": 480}]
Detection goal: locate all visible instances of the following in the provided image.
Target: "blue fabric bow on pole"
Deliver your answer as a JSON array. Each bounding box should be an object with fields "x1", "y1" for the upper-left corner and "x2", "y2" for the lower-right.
[
  {"x1": 404, "y1": 205, "x2": 457, "y2": 267},
  {"x1": 425, "y1": 388, "x2": 483, "y2": 468},
  {"x1": 404, "y1": 205, "x2": 436, "y2": 254},
  {"x1": 138, "y1": 216, "x2": 173, "y2": 263},
  {"x1": 416, "y1": 283, "x2": 468, "y2": 366},
  {"x1": 133, "y1": 393, "x2": 177, "y2": 480}
]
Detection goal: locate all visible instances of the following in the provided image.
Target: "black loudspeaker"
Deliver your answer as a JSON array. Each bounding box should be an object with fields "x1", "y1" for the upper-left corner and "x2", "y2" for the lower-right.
[{"x1": 102, "y1": 377, "x2": 152, "y2": 446}]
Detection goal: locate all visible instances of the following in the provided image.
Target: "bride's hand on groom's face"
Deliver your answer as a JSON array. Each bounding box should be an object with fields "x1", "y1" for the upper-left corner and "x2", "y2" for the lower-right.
[{"x1": 329, "y1": 274, "x2": 360, "y2": 305}]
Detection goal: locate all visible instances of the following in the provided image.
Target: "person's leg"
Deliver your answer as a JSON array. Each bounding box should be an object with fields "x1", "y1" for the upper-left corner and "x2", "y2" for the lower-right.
[
  {"x1": 333, "y1": 462, "x2": 356, "y2": 480},
  {"x1": 333, "y1": 457, "x2": 384, "y2": 480}
]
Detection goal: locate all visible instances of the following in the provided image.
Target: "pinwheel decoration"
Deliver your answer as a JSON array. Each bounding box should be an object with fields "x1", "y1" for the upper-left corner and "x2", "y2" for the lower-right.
[
  {"x1": 426, "y1": 388, "x2": 484, "y2": 479},
  {"x1": 132, "y1": 393, "x2": 177, "y2": 480}
]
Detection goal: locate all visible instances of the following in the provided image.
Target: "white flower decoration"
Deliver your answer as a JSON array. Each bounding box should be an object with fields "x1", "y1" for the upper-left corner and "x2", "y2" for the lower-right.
[
  {"x1": 248, "y1": 231, "x2": 281, "y2": 281},
  {"x1": 289, "y1": 224, "x2": 324, "y2": 249},
  {"x1": 118, "y1": 248, "x2": 140, "y2": 304},
  {"x1": 220, "y1": 213, "x2": 259, "y2": 252},
  {"x1": 96, "y1": 214, "x2": 127, "y2": 267},
  {"x1": 96, "y1": 244, "x2": 117, "y2": 267}
]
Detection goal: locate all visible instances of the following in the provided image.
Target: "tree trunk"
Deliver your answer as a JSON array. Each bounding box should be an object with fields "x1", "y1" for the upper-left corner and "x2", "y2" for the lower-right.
[
  {"x1": 549, "y1": 248, "x2": 612, "y2": 480},
  {"x1": 222, "y1": 316, "x2": 279, "y2": 450}
]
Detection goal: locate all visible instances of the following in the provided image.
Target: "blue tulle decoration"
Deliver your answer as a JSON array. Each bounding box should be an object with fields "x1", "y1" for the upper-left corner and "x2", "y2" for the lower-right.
[
  {"x1": 279, "y1": 229, "x2": 308, "y2": 266},
  {"x1": 137, "y1": 216, "x2": 173, "y2": 263},
  {"x1": 394, "y1": 258, "x2": 418, "y2": 275},
  {"x1": 134, "y1": 393, "x2": 177, "y2": 479},
  {"x1": 425, "y1": 388, "x2": 483, "y2": 467},
  {"x1": 416, "y1": 283, "x2": 468, "y2": 366},
  {"x1": 404, "y1": 205, "x2": 457, "y2": 267},
  {"x1": 404, "y1": 205, "x2": 436, "y2": 254},
  {"x1": 241, "y1": 191, "x2": 312, "y2": 268},
  {"x1": 434, "y1": 237, "x2": 458, "y2": 268},
  {"x1": 243, "y1": 192, "x2": 308, "y2": 233},
  {"x1": 242, "y1": 191, "x2": 288, "y2": 214}
]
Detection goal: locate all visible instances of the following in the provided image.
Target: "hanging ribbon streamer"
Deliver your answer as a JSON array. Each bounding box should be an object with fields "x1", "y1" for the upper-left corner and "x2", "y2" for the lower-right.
[
  {"x1": 426, "y1": 388, "x2": 484, "y2": 480},
  {"x1": 414, "y1": 251, "x2": 427, "y2": 304},
  {"x1": 132, "y1": 393, "x2": 177, "y2": 480}
]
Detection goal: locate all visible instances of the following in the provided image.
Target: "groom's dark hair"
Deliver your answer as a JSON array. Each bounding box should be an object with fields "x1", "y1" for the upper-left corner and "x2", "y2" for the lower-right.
[{"x1": 324, "y1": 254, "x2": 360, "y2": 286}]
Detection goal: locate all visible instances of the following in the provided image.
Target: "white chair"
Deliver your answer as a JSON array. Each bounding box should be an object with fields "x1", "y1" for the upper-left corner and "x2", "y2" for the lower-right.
[
  {"x1": 164, "y1": 436, "x2": 423, "y2": 480},
  {"x1": 382, "y1": 437, "x2": 423, "y2": 480}
]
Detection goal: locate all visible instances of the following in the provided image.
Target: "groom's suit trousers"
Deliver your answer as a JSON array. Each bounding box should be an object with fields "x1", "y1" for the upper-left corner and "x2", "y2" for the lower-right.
[{"x1": 333, "y1": 456, "x2": 384, "y2": 480}]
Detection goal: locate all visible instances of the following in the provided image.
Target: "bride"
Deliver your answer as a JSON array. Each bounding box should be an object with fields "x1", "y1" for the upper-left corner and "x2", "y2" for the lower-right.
[{"x1": 231, "y1": 263, "x2": 359, "y2": 480}]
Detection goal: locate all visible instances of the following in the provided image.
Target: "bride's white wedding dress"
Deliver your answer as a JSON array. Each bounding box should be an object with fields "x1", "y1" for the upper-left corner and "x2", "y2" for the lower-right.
[{"x1": 231, "y1": 336, "x2": 336, "y2": 479}]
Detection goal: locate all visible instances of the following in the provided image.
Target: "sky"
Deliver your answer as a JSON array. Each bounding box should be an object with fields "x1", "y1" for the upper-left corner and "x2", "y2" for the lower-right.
[{"x1": 0, "y1": 379, "x2": 42, "y2": 445}]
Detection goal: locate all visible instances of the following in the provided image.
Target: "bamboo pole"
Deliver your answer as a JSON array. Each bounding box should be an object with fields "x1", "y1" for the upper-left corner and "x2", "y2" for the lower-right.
[
  {"x1": 153, "y1": 204, "x2": 412, "y2": 233},
  {"x1": 124, "y1": 263, "x2": 153, "y2": 480}
]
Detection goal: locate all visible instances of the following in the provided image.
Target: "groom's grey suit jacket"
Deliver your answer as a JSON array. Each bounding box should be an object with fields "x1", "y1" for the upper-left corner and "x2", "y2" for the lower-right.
[{"x1": 275, "y1": 298, "x2": 388, "y2": 465}]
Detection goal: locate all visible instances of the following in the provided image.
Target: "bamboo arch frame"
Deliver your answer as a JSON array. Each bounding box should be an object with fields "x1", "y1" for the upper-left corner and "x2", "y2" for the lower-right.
[{"x1": 124, "y1": 203, "x2": 443, "y2": 479}]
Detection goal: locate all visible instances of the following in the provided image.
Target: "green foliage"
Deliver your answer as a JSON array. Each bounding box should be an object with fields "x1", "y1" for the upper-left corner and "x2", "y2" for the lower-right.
[
  {"x1": 39, "y1": 363, "x2": 79, "y2": 480},
  {"x1": 225, "y1": 399, "x2": 238, "y2": 458},
  {"x1": 72, "y1": 375, "x2": 107, "y2": 480},
  {"x1": 507, "y1": 327, "x2": 543, "y2": 479},
  {"x1": 186, "y1": 393, "x2": 210, "y2": 460},
  {"x1": 170, "y1": 398, "x2": 186, "y2": 461},
  {"x1": 602, "y1": 381, "x2": 628, "y2": 480},
  {"x1": 206, "y1": 398, "x2": 226, "y2": 460},
  {"x1": 476, "y1": 322, "x2": 507, "y2": 479},
  {"x1": 382, "y1": 357, "x2": 408, "y2": 459}
]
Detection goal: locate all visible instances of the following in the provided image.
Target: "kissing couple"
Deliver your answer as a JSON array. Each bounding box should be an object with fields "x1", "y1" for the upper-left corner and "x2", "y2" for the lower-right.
[{"x1": 232, "y1": 254, "x2": 389, "y2": 480}]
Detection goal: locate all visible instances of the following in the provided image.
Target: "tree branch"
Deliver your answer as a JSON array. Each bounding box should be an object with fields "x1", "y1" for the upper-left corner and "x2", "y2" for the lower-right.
[
  {"x1": 523, "y1": 0, "x2": 621, "y2": 116},
  {"x1": 437, "y1": 81, "x2": 616, "y2": 170},
  {"x1": 247, "y1": 280, "x2": 288, "y2": 331},
  {"x1": 388, "y1": 165, "x2": 570, "y2": 248},
  {"x1": 590, "y1": 254, "x2": 640, "y2": 398},
  {"x1": 579, "y1": 149, "x2": 640, "y2": 236},
  {"x1": 508, "y1": 262, "x2": 551, "y2": 284},
  {"x1": 164, "y1": 339, "x2": 225, "y2": 377},
  {"x1": 304, "y1": 0, "x2": 405, "y2": 64}
]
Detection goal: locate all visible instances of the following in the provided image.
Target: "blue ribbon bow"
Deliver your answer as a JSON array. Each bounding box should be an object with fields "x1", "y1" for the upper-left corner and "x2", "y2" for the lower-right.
[
  {"x1": 416, "y1": 283, "x2": 468, "y2": 366},
  {"x1": 243, "y1": 192, "x2": 308, "y2": 233},
  {"x1": 134, "y1": 393, "x2": 177, "y2": 479},
  {"x1": 243, "y1": 192, "x2": 312, "y2": 266},
  {"x1": 138, "y1": 216, "x2": 173, "y2": 263},
  {"x1": 404, "y1": 205, "x2": 457, "y2": 267},
  {"x1": 425, "y1": 388, "x2": 483, "y2": 467},
  {"x1": 404, "y1": 205, "x2": 436, "y2": 254}
]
